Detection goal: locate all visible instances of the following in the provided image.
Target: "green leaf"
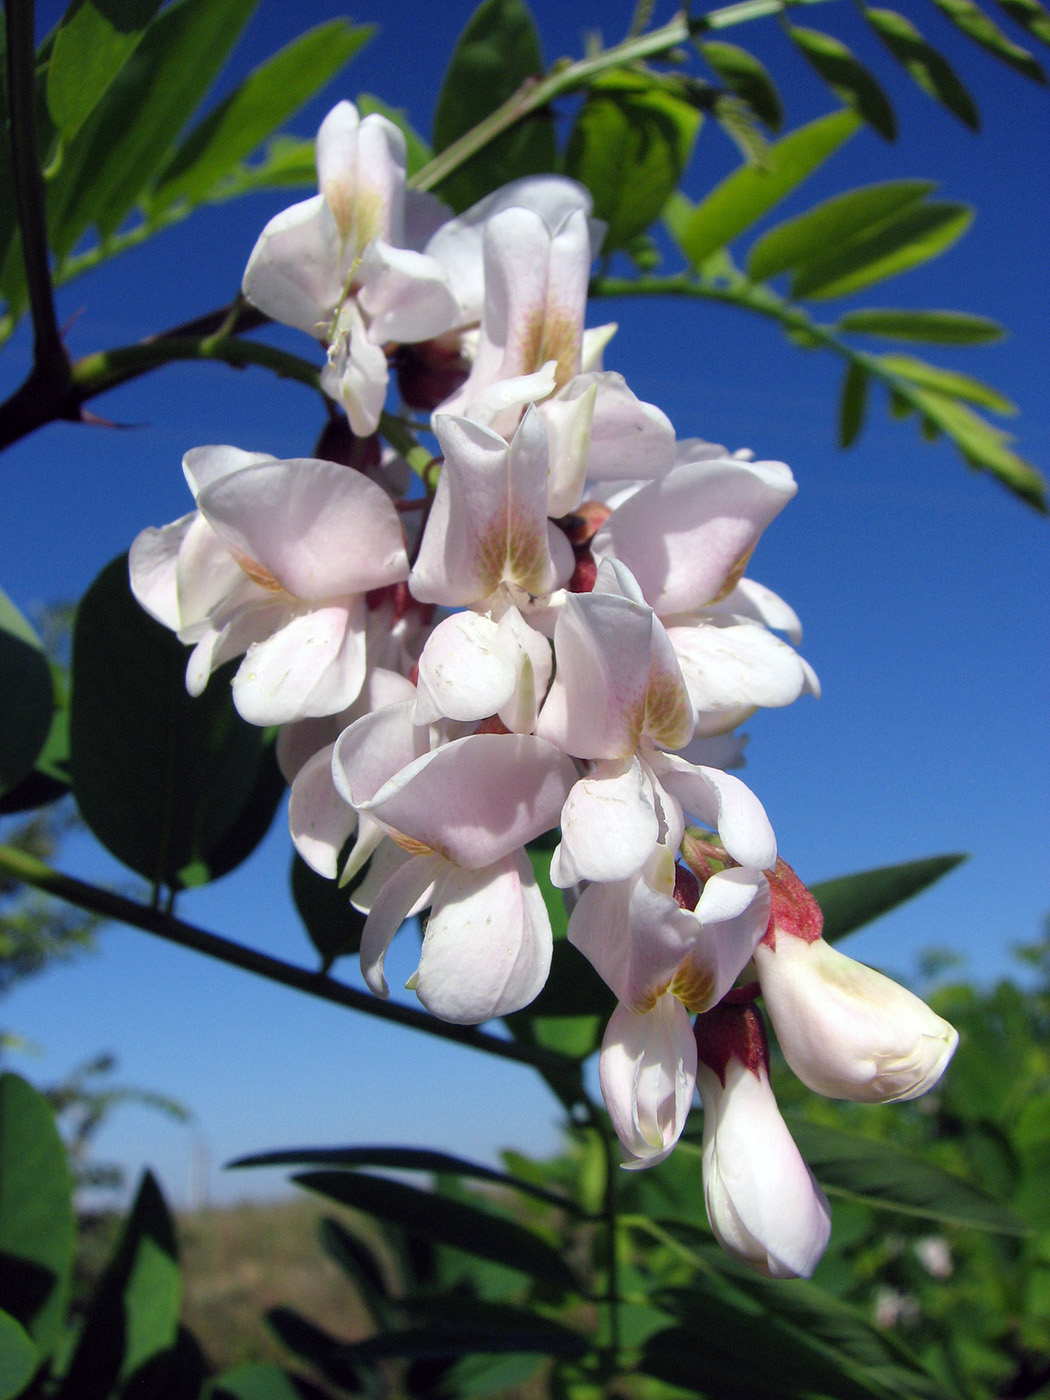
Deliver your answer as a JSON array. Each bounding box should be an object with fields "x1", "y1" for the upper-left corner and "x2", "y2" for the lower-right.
[
  {"x1": 0, "y1": 1311, "x2": 38, "y2": 1400},
  {"x1": 838, "y1": 308, "x2": 1006, "y2": 343},
  {"x1": 747, "y1": 180, "x2": 934, "y2": 283},
  {"x1": 565, "y1": 71, "x2": 701, "y2": 253},
  {"x1": 0, "y1": 589, "x2": 54, "y2": 799},
  {"x1": 790, "y1": 201, "x2": 974, "y2": 300},
  {"x1": 231, "y1": 1144, "x2": 584, "y2": 1216},
  {"x1": 291, "y1": 853, "x2": 365, "y2": 973},
  {"x1": 70, "y1": 555, "x2": 285, "y2": 890},
  {"x1": 669, "y1": 109, "x2": 861, "y2": 271},
  {"x1": 336, "y1": 1317, "x2": 589, "y2": 1364},
  {"x1": 785, "y1": 1118, "x2": 1029, "y2": 1233},
  {"x1": 898, "y1": 386, "x2": 1048, "y2": 508},
  {"x1": 787, "y1": 26, "x2": 897, "y2": 140},
  {"x1": 430, "y1": 0, "x2": 555, "y2": 212},
  {"x1": 211, "y1": 1363, "x2": 322, "y2": 1400},
  {"x1": 995, "y1": 0, "x2": 1050, "y2": 47},
  {"x1": 203, "y1": 136, "x2": 318, "y2": 202},
  {"x1": 46, "y1": 0, "x2": 164, "y2": 142},
  {"x1": 59, "y1": 1171, "x2": 181, "y2": 1400},
  {"x1": 699, "y1": 41, "x2": 783, "y2": 130},
  {"x1": 876, "y1": 354, "x2": 1016, "y2": 411},
  {"x1": 810, "y1": 853, "x2": 967, "y2": 944},
  {"x1": 357, "y1": 94, "x2": 432, "y2": 177},
  {"x1": 265, "y1": 1309, "x2": 369, "y2": 1393},
  {"x1": 293, "y1": 1171, "x2": 578, "y2": 1292},
  {"x1": 47, "y1": 0, "x2": 260, "y2": 257},
  {"x1": 316, "y1": 1216, "x2": 393, "y2": 1327},
  {"x1": 147, "y1": 20, "x2": 372, "y2": 215},
  {"x1": 0, "y1": 1074, "x2": 75, "y2": 1359},
  {"x1": 931, "y1": 0, "x2": 1047, "y2": 80},
  {"x1": 839, "y1": 360, "x2": 869, "y2": 447},
  {"x1": 863, "y1": 8, "x2": 980, "y2": 128}
]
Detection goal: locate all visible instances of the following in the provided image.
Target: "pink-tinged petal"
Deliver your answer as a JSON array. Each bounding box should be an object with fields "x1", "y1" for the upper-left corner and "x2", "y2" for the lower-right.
[
  {"x1": 698, "y1": 1059, "x2": 831, "y2": 1279},
  {"x1": 415, "y1": 849, "x2": 552, "y2": 1022},
  {"x1": 592, "y1": 457, "x2": 797, "y2": 616},
  {"x1": 411, "y1": 410, "x2": 559, "y2": 605},
  {"x1": 360, "y1": 732, "x2": 576, "y2": 868},
  {"x1": 232, "y1": 600, "x2": 366, "y2": 726},
  {"x1": 414, "y1": 612, "x2": 517, "y2": 724},
  {"x1": 129, "y1": 513, "x2": 196, "y2": 630},
  {"x1": 358, "y1": 241, "x2": 458, "y2": 344},
  {"x1": 199, "y1": 459, "x2": 408, "y2": 600},
  {"x1": 289, "y1": 742, "x2": 355, "y2": 878},
  {"x1": 689, "y1": 867, "x2": 771, "y2": 1008},
  {"x1": 350, "y1": 108, "x2": 407, "y2": 246},
  {"x1": 403, "y1": 188, "x2": 452, "y2": 252},
  {"x1": 667, "y1": 621, "x2": 814, "y2": 728},
  {"x1": 185, "y1": 595, "x2": 287, "y2": 697},
  {"x1": 352, "y1": 837, "x2": 430, "y2": 915},
  {"x1": 359, "y1": 852, "x2": 442, "y2": 998},
  {"x1": 321, "y1": 303, "x2": 392, "y2": 436},
  {"x1": 424, "y1": 175, "x2": 599, "y2": 326},
  {"x1": 754, "y1": 936, "x2": 958, "y2": 1103},
  {"x1": 464, "y1": 363, "x2": 558, "y2": 433},
  {"x1": 242, "y1": 194, "x2": 347, "y2": 333},
  {"x1": 646, "y1": 615, "x2": 694, "y2": 751},
  {"x1": 541, "y1": 379, "x2": 596, "y2": 519},
  {"x1": 600, "y1": 996, "x2": 697, "y2": 1168},
  {"x1": 551, "y1": 758, "x2": 659, "y2": 887},
  {"x1": 536, "y1": 589, "x2": 652, "y2": 759},
  {"x1": 277, "y1": 668, "x2": 417, "y2": 784},
  {"x1": 580, "y1": 322, "x2": 617, "y2": 372},
  {"x1": 584, "y1": 372, "x2": 676, "y2": 482},
  {"x1": 495, "y1": 605, "x2": 553, "y2": 734},
  {"x1": 705, "y1": 577, "x2": 804, "y2": 643},
  {"x1": 654, "y1": 754, "x2": 776, "y2": 872},
  {"x1": 175, "y1": 513, "x2": 259, "y2": 631},
  {"x1": 678, "y1": 731, "x2": 749, "y2": 770},
  {"x1": 332, "y1": 699, "x2": 428, "y2": 809},
  {"x1": 182, "y1": 445, "x2": 277, "y2": 498}
]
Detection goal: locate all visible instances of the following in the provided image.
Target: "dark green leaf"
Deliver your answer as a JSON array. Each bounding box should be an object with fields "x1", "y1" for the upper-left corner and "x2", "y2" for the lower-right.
[
  {"x1": 565, "y1": 71, "x2": 701, "y2": 252},
  {"x1": 316, "y1": 1216, "x2": 393, "y2": 1327},
  {"x1": 147, "y1": 21, "x2": 372, "y2": 215},
  {"x1": 0, "y1": 1073, "x2": 75, "y2": 1359},
  {"x1": 791, "y1": 201, "x2": 974, "y2": 300},
  {"x1": 747, "y1": 180, "x2": 934, "y2": 283},
  {"x1": 699, "y1": 41, "x2": 783, "y2": 130},
  {"x1": 864, "y1": 8, "x2": 980, "y2": 127},
  {"x1": 787, "y1": 26, "x2": 897, "y2": 140},
  {"x1": 60, "y1": 1171, "x2": 180, "y2": 1400},
  {"x1": 205, "y1": 136, "x2": 318, "y2": 202},
  {"x1": 877, "y1": 353, "x2": 1016, "y2": 411},
  {"x1": 47, "y1": 0, "x2": 260, "y2": 257},
  {"x1": 0, "y1": 1311, "x2": 38, "y2": 1400},
  {"x1": 212, "y1": 1364, "x2": 324, "y2": 1400},
  {"x1": 70, "y1": 555, "x2": 285, "y2": 890},
  {"x1": 430, "y1": 0, "x2": 555, "y2": 212},
  {"x1": 0, "y1": 589, "x2": 54, "y2": 799},
  {"x1": 293, "y1": 1170, "x2": 578, "y2": 1291},
  {"x1": 931, "y1": 0, "x2": 1047, "y2": 79},
  {"x1": 811, "y1": 853, "x2": 967, "y2": 944},
  {"x1": 668, "y1": 109, "x2": 861, "y2": 270},
  {"x1": 839, "y1": 360, "x2": 869, "y2": 447},
  {"x1": 234, "y1": 1145, "x2": 583, "y2": 1215},
  {"x1": 338, "y1": 1319, "x2": 588, "y2": 1363},
  {"x1": 291, "y1": 853, "x2": 365, "y2": 973},
  {"x1": 838, "y1": 308, "x2": 1005, "y2": 343},
  {"x1": 46, "y1": 0, "x2": 164, "y2": 142},
  {"x1": 265, "y1": 1309, "x2": 368, "y2": 1392},
  {"x1": 785, "y1": 1118, "x2": 1028, "y2": 1233},
  {"x1": 995, "y1": 0, "x2": 1050, "y2": 46},
  {"x1": 357, "y1": 94, "x2": 432, "y2": 177}
]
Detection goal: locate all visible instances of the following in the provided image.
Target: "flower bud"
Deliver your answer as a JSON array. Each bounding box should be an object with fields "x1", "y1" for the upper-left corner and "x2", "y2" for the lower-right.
[
  {"x1": 755, "y1": 860, "x2": 958, "y2": 1103},
  {"x1": 694, "y1": 1001, "x2": 831, "y2": 1279},
  {"x1": 599, "y1": 993, "x2": 697, "y2": 1169}
]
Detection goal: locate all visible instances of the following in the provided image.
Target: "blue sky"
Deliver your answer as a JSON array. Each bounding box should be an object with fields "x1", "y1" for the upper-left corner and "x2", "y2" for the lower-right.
[{"x1": 2, "y1": 0, "x2": 1048, "y2": 1207}]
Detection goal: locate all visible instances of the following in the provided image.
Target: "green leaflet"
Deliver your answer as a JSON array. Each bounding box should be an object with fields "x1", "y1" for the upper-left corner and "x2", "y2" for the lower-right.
[
  {"x1": 699, "y1": 40, "x2": 783, "y2": 130},
  {"x1": 747, "y1": 180, "x2": 935, "y2": 283},
  {"x1": 430, "y1": 0, "x2": 555, "y2": 212},
  {"x1": 837, "y1": 308, "x2": 1005, "y2": 343},
  {"x1": 839, "y1": 359, "x2": 869, "y2": 447},
  {"x1": 811, "y1": 853, "x2": 967, "y2": 944},
  {"x1": 46, "y1": 0, "x2": 164, "y2": 142},
  {"x1": 146, "y1": 20, "x2": 373, "y2": 215},
  {"x1": 0, "y1": 1074, "x2": 75, "y2": 1359},
  {"x1": 863, "y1": 7, "x2": 980, "y2": 128},
  {"x1": 668, "y1": 109, "x2": 861, "y2": 271},
  {"x1": 565, "y1": 71, "x2": 701, "y2": 253},
  {"x1": 787, "y1": 26, "x2": 897, "y2": 140},
  {"x1": 0, "y1": 588, "x2": 54, "y2": 800},
  {"x1": 931, "y1": 0, "x2": 1047, "y2": 81},
  {"x1": 875, "y1": 353, "x2": 1016, "y2": 412}
]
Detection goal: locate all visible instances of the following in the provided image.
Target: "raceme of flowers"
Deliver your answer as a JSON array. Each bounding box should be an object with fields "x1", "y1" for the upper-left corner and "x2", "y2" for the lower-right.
[{"x1": 129, "y1": 100, "x2": 958, "y2": 1281}]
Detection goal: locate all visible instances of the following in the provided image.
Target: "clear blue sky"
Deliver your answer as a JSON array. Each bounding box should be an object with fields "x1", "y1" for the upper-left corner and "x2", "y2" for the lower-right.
[{"x1": 3, "y1": 0, "x2": 1048, "y2": 1207}]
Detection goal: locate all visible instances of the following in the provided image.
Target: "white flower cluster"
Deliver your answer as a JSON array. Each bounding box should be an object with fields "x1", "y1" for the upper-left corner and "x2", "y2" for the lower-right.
[{"x1": 130, "y1": 101, "x2": 957, "y2": 1280}]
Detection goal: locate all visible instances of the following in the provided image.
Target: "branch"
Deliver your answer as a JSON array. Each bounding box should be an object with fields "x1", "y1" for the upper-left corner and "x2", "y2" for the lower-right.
[{"x1": 0, "y1": 843, "x2": 583, "y2": 1089}]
